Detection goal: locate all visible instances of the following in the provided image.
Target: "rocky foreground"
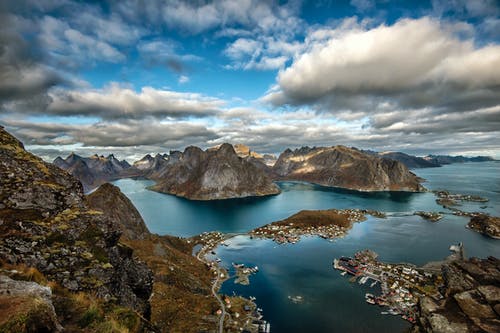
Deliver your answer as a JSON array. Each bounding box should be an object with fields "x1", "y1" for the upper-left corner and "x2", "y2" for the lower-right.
[
  {"x1": 415, "y1": 257, "x2": 500, "y2": 333},
  {"x1": 272, "y1": 146, "x2": 425, "y2": 192},
  {"x1": 0, "y1": 127, "x2": 257, "y2": 332}
]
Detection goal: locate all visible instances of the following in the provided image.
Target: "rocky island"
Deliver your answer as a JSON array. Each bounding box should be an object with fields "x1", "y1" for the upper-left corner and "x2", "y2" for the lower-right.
[
  {"x1": 148, "y1": 143, "x2": 281, "y2": 200},
  {"x1": 272, "y1": 146, "x2": 425, "y2": 192},
  {"x1": 467, "y1": 214, "x2": 500, "y2": 239}
]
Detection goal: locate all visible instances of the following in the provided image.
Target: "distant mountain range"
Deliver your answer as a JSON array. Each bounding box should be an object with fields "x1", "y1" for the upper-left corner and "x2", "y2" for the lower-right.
[
  {"x1": 423, "y1": 154, "x2": 495, "y2": 165},
  {"x1": 363, "y1": 150, "x2": 495, "y2": 168},
  {"x1": 53, "y1": 143, "x2": 496, "y2": 199},
  {"x1": 54, "y1": 153, "x2": 132, "y2": 192},
  {"x1": 53, "y1": 144, "x2": 431, "y2": 199}
]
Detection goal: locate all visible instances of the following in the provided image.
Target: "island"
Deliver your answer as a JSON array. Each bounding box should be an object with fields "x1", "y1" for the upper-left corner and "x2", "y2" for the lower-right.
[
  {"x1": 250, "y1": 209, "x2": 385, "y2": 244},
  {"x1": 468, "y1": 214, "x2": 500, "y2": 239},
  {"x1": 272, "y1": 146, "x2": 425, "y2": 192}
]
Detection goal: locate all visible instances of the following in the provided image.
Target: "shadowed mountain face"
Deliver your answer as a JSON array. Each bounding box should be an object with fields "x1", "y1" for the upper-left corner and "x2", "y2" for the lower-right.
[
  {"x1": 273, "y1": 146, "x2": 425, "y2": 192},
  {"x1": 53, "y1": 153, "x2": 131, "y2": 192},
  {"x1": 368, "y1": 151, "x2": 441, "y2": 169},
  {"x1": 148, "y1": 143, "x2": 281, "y2": 200}
]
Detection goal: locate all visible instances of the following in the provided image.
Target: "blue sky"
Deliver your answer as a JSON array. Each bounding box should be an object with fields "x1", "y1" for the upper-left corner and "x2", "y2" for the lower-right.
[{"x1": 1, "y1": 0, "x2": 499, "y2": 161}]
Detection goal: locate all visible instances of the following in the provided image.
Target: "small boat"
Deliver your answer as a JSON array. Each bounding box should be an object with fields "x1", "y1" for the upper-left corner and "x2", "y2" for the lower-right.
[
  {"x1": 341, "y1": 271, "x2": 347, "y2": 276},
  {"x1": 381, "y1": 311, "x2": 389, "y2": 315}
]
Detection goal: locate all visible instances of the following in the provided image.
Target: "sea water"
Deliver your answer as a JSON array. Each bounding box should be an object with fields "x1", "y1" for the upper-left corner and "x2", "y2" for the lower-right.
[{"x1": 114, "y1": 161, "x2": 500, "y2": 332}]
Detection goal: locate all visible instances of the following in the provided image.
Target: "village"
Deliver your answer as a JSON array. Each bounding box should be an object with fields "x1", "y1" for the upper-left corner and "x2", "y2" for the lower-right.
[
  {"x1": 333, "y1": 248, "x2": 450, "y2": 324},
  {"x1": 249, "y1": 209, "x2": 385, "y2": 244}
]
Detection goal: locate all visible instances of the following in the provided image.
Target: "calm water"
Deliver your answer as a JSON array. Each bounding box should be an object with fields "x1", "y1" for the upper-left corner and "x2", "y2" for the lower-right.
[{"x1": 114, "y1": 161, "x2": 500, "y2": 333}]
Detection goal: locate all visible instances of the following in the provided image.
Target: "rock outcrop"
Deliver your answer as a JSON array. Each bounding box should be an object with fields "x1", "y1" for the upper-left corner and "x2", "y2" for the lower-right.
[
  {"x1": 149, "y1": 143, "x2": 280, "y2": 200},
  {"x1": 415, "y1": 257, "x2": 500, "y2": 333},
  {"x1": 54, "y1": 153, "x2": 131, "y2": 192},
  {"x1": 468, "y1": 214, "x2": 500, "y2": 239},
  {"x1": 87, "y1": 183, "x2": 150, "y2": 240},
  {"x1": 0, "y1": 275, "x2": 63, "y2": 332},
  {"x1": 1, "y1": 126, "x2": 153, "y2": 327},
  {"x1": 273, "y1": 146, "x2": 424, "y2": 192}
]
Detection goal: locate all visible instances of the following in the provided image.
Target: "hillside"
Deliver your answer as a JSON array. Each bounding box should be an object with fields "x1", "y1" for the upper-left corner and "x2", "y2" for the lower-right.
[{"x1": 273, "y1": 146, "x2": 424, "y2": 192}]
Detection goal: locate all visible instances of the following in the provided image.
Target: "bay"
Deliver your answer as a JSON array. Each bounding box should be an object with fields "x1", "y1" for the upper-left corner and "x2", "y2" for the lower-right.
[{"x1": 114, "y1": 161, "x2": 500, "y2": 332}]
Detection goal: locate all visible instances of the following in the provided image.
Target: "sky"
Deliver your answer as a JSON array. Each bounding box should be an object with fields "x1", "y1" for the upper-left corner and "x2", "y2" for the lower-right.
[{"x1": 1, "y1": 0, "x2": 499, "y2": 162}]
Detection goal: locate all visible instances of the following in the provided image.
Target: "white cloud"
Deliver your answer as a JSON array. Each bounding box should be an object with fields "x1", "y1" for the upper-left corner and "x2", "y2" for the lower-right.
[
  {"x1": 350, "y1": 0, "x2": 375, "y2": 12},
  {"x1": 178, "y1": 75, "x2": 189, "y2": 84},
  {"x1": 5, "y1": 83, "x2": 225, "y2": 119},
  {"x1": 266, "y1": 17, "x2": 500, "y2": 109},
  {"x1": 39, "y1": 16, "x2": 125, "y2": 66}
]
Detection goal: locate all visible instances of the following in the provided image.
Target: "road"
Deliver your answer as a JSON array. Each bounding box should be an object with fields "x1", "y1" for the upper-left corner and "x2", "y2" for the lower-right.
[{"x1": 196, "y1": 244, "x2": 227, "y2": 333}]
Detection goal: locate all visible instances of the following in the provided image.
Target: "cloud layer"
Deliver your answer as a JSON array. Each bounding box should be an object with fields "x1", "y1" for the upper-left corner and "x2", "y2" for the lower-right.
[{"x1": 1, "y1": 1, "x2": 499, "y2": 161}]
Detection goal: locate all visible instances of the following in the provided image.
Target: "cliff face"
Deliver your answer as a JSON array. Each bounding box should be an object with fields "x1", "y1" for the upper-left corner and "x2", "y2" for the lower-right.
[
  {"x1": 377, "y1": 151, "x2": 441, "y2": 169},
  {"x1": 415, "y1": 257, "x2": 500, "y2": 333},
  {"x1": 53, "y1": 153, "x2": 131, "y2": 192},
  {"x1": 273, "y1": 146, "x2": 424, "y2": 192},
  {"x1": 0, "y1": 126, "x2": 153, "y2": 329},
  {"x1": 149, "y1": 143, "x2": 281, "y2": 200},
  {"x1": 85, "y1": 182, "x2": 224, "y2": 332}
]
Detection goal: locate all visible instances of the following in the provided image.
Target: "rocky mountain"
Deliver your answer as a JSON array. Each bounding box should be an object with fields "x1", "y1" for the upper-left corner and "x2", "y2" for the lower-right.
[
  {"x1": 132, "y1": 151, "x2": 182, "y2": 179},
  {"x1": 425, "y1": 154, "x2": 496, "y2": 165},
  {"x1": 273, "y1": 146, "x2": 425, "y2": 192},
  {"x1": 375, "y1": 151, "x2": 441, "y2": 169},
  {"x1": 0, "y1": 126, "x2": 153, "y2": 330},
  {"x1": 415, "y1": 257, "x2": 500, "y2": 333},
  {"x1": 54, "y1": 153, "x2": 131, "y2": 192},
  {"x1": 149, "y1": 143, "x2": 281, "y2": 200},
  {"x1": 86, "y1": 183, "x2": 150, "y2": 240}
]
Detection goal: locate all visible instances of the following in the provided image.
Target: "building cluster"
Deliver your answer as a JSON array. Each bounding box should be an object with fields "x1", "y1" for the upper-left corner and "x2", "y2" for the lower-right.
[
  {"x1": 334, "y1": 250, "x2": 445, "y2": 324},
  {"x1": 251, "y1": 222, "x2": 348, "y2": 244}
]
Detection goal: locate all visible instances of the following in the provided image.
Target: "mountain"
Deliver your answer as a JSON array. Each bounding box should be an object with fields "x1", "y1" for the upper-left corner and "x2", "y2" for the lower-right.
[
  {"x1": 148, "y1": 143, "x2": 281, "y2": 200},
  {"x1": 273, "y1": 146, "x2": 424, "y2": 192},
  {"x1": 425, "y1": 154, "x2": 496, "y2": 165},
  {"x1": 132, "y1": 151, "x2": 181, "y2": 179},
  {"x1": 376, "y1": 151, "x2": 441, "y2": 169},
  {"x1": 53, "y1": 153, "x2": 131, "y2": 192}
]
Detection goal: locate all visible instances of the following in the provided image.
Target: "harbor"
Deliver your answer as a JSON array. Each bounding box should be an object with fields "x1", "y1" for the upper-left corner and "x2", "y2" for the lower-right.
[{"x1": 333, "y1": 248, "x2": 451, "y2": 324}]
